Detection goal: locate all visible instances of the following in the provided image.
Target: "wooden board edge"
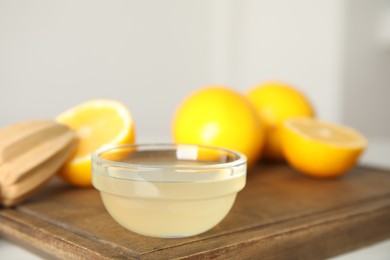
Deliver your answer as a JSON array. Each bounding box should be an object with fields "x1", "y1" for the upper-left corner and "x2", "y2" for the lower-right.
[{"x1": 0, "y1": 210, "x2": 139, "y2": 260}]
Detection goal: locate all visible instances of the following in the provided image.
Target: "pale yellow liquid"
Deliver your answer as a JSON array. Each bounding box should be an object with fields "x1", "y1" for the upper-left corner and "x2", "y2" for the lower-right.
[{"x1": 93, "y1": 160, "x2": 246, "y2": 238}]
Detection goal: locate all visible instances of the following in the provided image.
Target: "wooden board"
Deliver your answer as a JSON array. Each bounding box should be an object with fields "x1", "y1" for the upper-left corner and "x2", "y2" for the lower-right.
[{"x1": 0, "y1": 163, "x2": 389, "y2": 259}]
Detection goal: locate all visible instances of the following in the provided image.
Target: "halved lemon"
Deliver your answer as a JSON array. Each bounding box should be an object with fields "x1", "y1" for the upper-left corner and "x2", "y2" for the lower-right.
[
  {"x1": 282, "y1": 117, "x2": 368, "y2": 178},
  {"x1": 56, "y1": 100, "x2": 135, "y2": 187}
]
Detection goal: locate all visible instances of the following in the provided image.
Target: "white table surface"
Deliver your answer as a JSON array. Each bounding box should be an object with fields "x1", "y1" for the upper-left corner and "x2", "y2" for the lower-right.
[{"x1": 1, "y1": 138, "x2": 389, "y2": 259}]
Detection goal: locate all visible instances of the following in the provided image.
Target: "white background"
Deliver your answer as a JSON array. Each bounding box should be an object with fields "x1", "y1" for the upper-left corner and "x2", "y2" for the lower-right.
[
  {"x1": 1, "y1": 0, "x2": 389, "y2": 141},
  {"x1": 0, "y1": 0, "x2": 389, "y2": 258}
]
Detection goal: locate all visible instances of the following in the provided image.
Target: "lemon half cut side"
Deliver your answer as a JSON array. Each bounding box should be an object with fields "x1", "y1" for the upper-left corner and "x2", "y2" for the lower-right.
[
  {"x1": 56, "y1": 100, "x2": 135, "y2": 187},
  {"x1": 282, "y1": 117, "x2": 368, "y2": 178}
]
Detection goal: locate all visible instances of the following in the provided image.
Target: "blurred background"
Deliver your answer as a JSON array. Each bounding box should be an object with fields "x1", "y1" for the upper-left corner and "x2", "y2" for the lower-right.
[
  {"x1": 0, "y1": 0, "x2": 389, "y2": 258},
  {"x1": 0, "y1": 0, "x2": 389, "y2": 156}
]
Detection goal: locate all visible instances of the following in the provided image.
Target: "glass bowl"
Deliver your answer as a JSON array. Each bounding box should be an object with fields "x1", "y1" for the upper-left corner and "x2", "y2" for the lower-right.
[{"x1": 91, "y1": 144, "x2": 247, "y2": 238}]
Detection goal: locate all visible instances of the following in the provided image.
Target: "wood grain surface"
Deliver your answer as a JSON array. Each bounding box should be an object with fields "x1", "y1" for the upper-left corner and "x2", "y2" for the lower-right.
[{"x1": 0, "y1": 163, "x2": 389, "y2": 259}]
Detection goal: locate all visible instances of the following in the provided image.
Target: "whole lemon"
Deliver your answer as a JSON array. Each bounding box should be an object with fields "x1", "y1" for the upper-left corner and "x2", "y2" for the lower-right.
[
  {"x1": 172, "y1": 86, "x2": 265, "y2": 168},
  {"x1": 246, "y1": 82, "x2": 315, "y2": 160}
]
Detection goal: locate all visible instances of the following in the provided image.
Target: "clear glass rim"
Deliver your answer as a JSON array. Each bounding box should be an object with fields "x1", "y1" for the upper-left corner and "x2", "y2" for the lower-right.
[{"x1": 91, "y1": 143, "x2": 247, "y2": 171}]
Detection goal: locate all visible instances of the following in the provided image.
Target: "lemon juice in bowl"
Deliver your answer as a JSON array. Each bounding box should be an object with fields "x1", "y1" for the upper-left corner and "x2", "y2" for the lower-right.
[{"x1": 92, "y1": 144, "x2": 246, "y2": 238}]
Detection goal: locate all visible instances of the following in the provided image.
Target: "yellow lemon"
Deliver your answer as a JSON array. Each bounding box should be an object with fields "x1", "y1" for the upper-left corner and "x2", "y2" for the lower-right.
[
  {"x1": 246, "y1": 81, "x2": 315, "y2": 160},
  {"x1": 172, "y1": 86, "x2": 265, "y2": 168},
  {"x1": 56, "y1": 100, "x2": 135, "y2": 187},
  {"x1": 282, "y1": 117, "x2": 368, "y2": 178}
]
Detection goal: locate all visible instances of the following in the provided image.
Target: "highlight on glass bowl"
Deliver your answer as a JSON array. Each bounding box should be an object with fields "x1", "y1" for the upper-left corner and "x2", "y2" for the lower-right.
[{"x1": 91, "y1": 143, "x2": 247, "y2": 238}]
